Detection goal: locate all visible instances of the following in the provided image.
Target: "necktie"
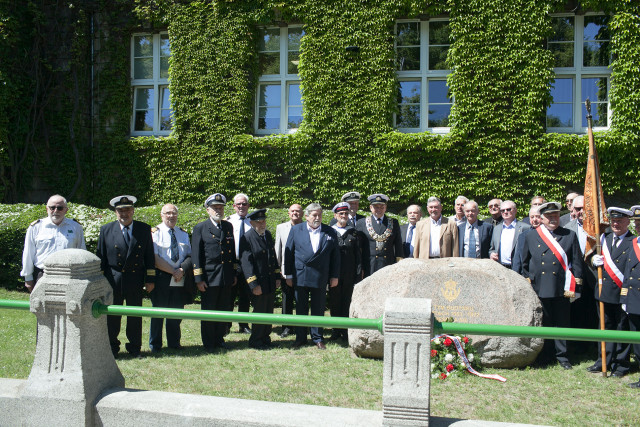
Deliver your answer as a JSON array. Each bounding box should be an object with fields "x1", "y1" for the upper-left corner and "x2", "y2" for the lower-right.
[
  {"x1": 408, "y1": 225, "x2": 415, "y2": 257},
  {"x1": 123, "y1": 225, "x2": 131, "y2": 249},
  {"x1": 613, "y1": 236, "x2": 620, "y2": 249},
  {"x1": 169, "y1": 228, "x2": 179, "y2": 262},
  {"x1": 468, "y1": 226, "x2": 477, "y2": 258},
  {"x1": 239, "y1": 217, "x2": 246, "y2": 239}
]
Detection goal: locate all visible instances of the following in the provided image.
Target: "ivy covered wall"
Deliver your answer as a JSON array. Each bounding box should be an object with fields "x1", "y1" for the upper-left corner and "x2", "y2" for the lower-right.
[{"x1": 1, "y1": 1, "x2": 639, "y2": 212}]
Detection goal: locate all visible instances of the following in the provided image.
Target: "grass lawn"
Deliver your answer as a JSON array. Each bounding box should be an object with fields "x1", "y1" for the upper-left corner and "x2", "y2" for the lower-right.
[{"x1": 1, "y1": 288, "x2": 638, "y2": 425}]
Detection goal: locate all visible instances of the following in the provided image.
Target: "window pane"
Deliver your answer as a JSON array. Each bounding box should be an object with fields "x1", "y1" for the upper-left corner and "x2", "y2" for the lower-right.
[
  {"x1": 583, "y1": 41, "x2": 610, "y2": 67},
  {"x1": 398, "y1": 81, "x2": 421, "y2": 103},
  {"x1": 288, "y1": 51, "x2": 300, "y2": 74},
  {"x1": 160, "y1": 34, "x2": 171, "y2": 57},
  {"x1": 581, "y1": 77, "x2": 608, "y2": 127},
  {"x1": 584, "y1": 16, "x2": 609, "y2": 41},
  {"x1": 549, "y1": 43, "x2": 574, "y2": 68},
  {"x1": 429, "y1": 46, "x2": 449, "y2": 70},
  {"x1": 428, "y1": 104, "x2": 451, "y2": 127},
  {"x1": 549, "y1": 17, "x2": 574, "y2": 42},
  {"x1": 288, "y1": 28, "x2": 304, "y2": 51},
  {"x1": 160, "y1": 110, "x2": 172, "y2": 131},
  {"x1": 397, "y1": 47, "x2": 420, "y2": 71},
  {"x1": 428, "y1": 80, "x2": 450, "y2": 103},
  {"x1": 134, "y1": 58, "x2": 153, "y2": 79},
  {"x1": 288, "y1": 107, "x2": 303, "y2": 129},
  {"x1": 135, "y1": 88, "x2": 154, "y2": 109},
  {"x1": 429, "y1": 21, "x2": 450, "y2": 45},
  {"x1": 260, "y1": 28, "x2": 280, "y2": 51},
  {"x1": 550, "y1": 78, "x2": 572, "y2": 103},
  {"x1": 581, "y1": 102, "x2": 607, "y2": 127},
  {"x1": 397, "y1": 105, "x2": 420, "y2": 128},
  {"x1": 161, "y1": 87, "x2": 171, "y2": 109},
  {"x1": 258, "y1": 107, "x2": 280, "y2": 130},
  {"x1": 259, "y1": 52, "x2": 280, "y2": 75},
  {"x1": 134, "y1": 35, "x2": 153, "y2": 57},
  {"x1": 396, "y1": 22, "x2": 420, "y2": 46},
  {"x1": 288, "y1": 84, "x2": 302, "y2": 105},
  {"x1": 583, "y1": 15, "x2": 610, "y2": 67},
  {"x1": 547, "y1": 104, "x2": 573, "y2": 127},
  {"x1": 134, "y1": 111, "x2": 154, "y2": 131},
  {"x1": 259, "y1": 84, "x2": 281, "y2": 107}
]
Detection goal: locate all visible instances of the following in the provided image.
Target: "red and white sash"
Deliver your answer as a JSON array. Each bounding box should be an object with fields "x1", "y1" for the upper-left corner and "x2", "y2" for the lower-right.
[
  {"x1": 633, "y1": 237, "x2": 640, "y2": 265},
  {"x1": 537, "y1": 225, "x2": 577, "y2": 294},
  {"x1": 601, "y1": 234, "x2": 624, "y2": 289}
]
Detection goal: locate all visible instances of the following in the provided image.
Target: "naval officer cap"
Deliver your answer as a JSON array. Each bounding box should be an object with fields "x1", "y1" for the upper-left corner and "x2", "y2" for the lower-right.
[
  {"x1": 607, "y1": 207, "x2": 632, "y2": 218},
  {"x1": 110, "y1": 195, "x2": 137, "y2": 209},
  {"x1": 332, "y1": 202, "x2": 350, "y2": 213},
  {"x1": 368, "y1": 194, "x2": 389, "y2": 205},
  {"x1": 247, "y1": 209, "x2": 267, "y2": 221},
  {"x1": 538, "y1": 201, "x2": 561, "y2": 215},
  {"x1": 630, "y1": 205, "x2": 640, "y2": 220},
  {"x1": 204, "y1": 193, "x2": 226, "y2": 208},
  {"x1": 341, "y1": 192, "x2": 361, "y2": 202}
]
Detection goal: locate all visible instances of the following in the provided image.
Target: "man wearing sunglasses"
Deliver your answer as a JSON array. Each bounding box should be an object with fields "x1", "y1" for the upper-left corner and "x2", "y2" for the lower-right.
[
  {"x1": 489, "y1": 200, "x2": 530, "y2": 269},
  {"x1": 21, "y1": 194, "x2": 86, "y2": 292}
]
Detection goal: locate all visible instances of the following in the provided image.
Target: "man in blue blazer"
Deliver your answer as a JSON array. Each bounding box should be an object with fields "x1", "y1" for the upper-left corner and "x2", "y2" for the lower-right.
[
  {"x1": 458, "y1": 200, "x2": 494, "y2": 258},
  {"x1": 489, "y1": 200, "x2": 530, "y2": 268},
  {"x1": 285, "y1": 203, "x2": 340, "y2": 349}
]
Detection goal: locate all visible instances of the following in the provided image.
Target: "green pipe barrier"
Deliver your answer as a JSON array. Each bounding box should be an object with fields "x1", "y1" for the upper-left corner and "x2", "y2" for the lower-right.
[{"x1": 2, "y1": 299, "x2": 640, "y2": 344}]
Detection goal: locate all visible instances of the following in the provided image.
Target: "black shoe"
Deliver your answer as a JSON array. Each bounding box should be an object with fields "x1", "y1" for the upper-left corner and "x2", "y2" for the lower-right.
[
  {"x1": 292, "y1": 341, "x2": 307, "y2": 349},
  {"x1": 628, "y1": 380, "x2": 640, "y2": 388},
  {"x1": 168, "y1": 345, "x2": 183, "y2": 350},
  {"x1": 559, "y1": 361, "x2": 573, "y2": 370},
  {"x1": 218, "y1": 342, "x2": 231, "y2": 350},
  {"x1": 611, "y1": 371, "x2": 627, "y2": 378},
  {"x1": 150, "y1": 347, "x2": 162, "y2": 354},
  {"x1": 280, "y1": 328, "x2": 291, "y2": 338},
  {"x1": 586, "y1": 364, "x2": 603, "y2": 373},
  {"x1": 329, "y1": 333, "x2": 342, "y2": 341}
]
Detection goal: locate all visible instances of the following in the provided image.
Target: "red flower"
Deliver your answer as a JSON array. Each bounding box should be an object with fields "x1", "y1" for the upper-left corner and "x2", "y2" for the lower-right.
[
  {"x1": 440, "y1": 373, "x2": 447, "y2": 380},
  {"x1": 463, "y1": 337, "x2": 469, "y2": 344},
  {"x1": 431, "y1": 349, "x2": 437, "y2": 357},
  {"x1": 444, "y1": 338, "x2": 453, "y2": 347},
  {"x1": 446, "y1": 363, "x2": 455, "y2": 372}
]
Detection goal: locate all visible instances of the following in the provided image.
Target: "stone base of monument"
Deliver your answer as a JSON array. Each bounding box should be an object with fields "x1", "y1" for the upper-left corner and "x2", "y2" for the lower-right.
[{"x1": 350, "y1": 258, "x2": 544, "y2": 368}]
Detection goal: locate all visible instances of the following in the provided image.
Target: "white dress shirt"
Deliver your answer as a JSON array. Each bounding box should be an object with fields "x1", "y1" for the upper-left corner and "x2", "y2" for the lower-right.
[
  {"x1": 308, "y1": 224, "x2": 321, "y2": 253},
  {"x1": 464, "y1": 222, "x2": 480, "y2": 257},
  {"x1": 499, "y1": 221, "x2": 516, "y2": 265},
  {"x1": 227, "y1": 213, "x2": 252, "y2": 257},
  {"x1": 429, "y1": 217, "x2": 442, "y2": 258}
]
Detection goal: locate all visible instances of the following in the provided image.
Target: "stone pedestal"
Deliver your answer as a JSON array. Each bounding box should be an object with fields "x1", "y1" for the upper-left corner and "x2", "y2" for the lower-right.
[
  {"x1": 382, "y1": 298, "x2": 432, "y2": 426},
  {"x1": 19, "y1": 249, "x2": 124, "y2": 426}
]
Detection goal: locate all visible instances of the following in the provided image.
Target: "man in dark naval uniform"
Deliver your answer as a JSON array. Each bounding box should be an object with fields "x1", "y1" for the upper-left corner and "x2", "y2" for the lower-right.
[
  {"x1": 587, "y1": 207, "x2": 634, "y2": 377},
  {"x1": 522, "y1": 202, "x2": 583, "y2": 369},
  {"x1": 329, "y1": 202, "x2": 361, "y2": 340},
  {"x1": 191, "y1": 193, "x2": 237, "y2": 352},
  {"x1": 356, "y1": 194, "x2": 403, "y2": 278},
  {"x1": 623, "y1": 204, "x2": 640, "y2": 388},
  {"x1": 239, "y1": 208, "x2": 281, "y2": 349},
  {"x1": 330, "y1": 191, "x2": 365, "y2": 227},
  {"x1": 96, "y1": 195, "x2": 155, "y2": 358}
]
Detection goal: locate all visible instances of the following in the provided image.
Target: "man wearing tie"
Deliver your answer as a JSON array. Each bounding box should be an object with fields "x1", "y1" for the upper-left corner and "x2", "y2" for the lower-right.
[
  {"x1": 149, "y1": 203, "x2": 193, "y2": 353},
  {"x1": 285, "y1": 203, "x2": 340, "y2": 349},
  {"x1": 96, "y1": 195, "x2": 155, "y2": 358},
  {"x1": 401, "y1": 205, "x2": 422, "y2": 258},
  {"x1": 413, "y1": 196, "x2": 459, "y2": 259},
  {"x1": 489, "y1": 200, "x2": 530, "y2": 269},
  {"x1": 330, "y1": 192, "x2": 364, "y2": 227},
  {"x1": 458, "y1": 200, "x2": 493, "y2": 259},
  {"x1": 227, "y1": 193, "x2": 252, "y2": 334}
]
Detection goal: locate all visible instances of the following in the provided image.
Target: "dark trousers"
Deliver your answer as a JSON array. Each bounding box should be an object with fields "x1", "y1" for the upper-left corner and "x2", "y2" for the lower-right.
[
  {"x1": 329, "y1": 278, "x2": 354, "y2": 337},
  {"x1": 281, "y1": 279, "x2": 295, "y2": 329},
  {"x1": 201, "y1": 284, "x2": 233, "y2": 349},
  {"x1": 108, "y1": 283, "x2": 143, "y2": 355},
  {"x1": 540, "y1": 297, "x2": 570, "y2": 363},
  {"x1": 232, "y1": 272, "x2": 251, "y2": 330},
  {"x1": 149, "y1": 272, "x2": 185, "y2": 350},
  {"x1": 569, "y1": 282, "x2": 598, "y2": 353},
  {"x1": 592, "y1": 301, "x2": 630, "y2": 373},
  {"x1": 295, "y1": 286, "x2": 327, "y2": 344},
  {"x1": 249, "y1": 291, "x2": 275, "y2": 348},
  {"x1": 627, "y1": 313, "x2": 640, "y2": 370}
]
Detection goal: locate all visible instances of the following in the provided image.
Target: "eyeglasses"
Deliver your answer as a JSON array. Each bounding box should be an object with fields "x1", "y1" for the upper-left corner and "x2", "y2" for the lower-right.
[
  {"x1": 500, "y1": 208, "x2": 513, "y2": 212},
  {"x1": 488, "y1": 204, "x2": 500, "y2": 208},
  {"x1": 234, "y1": 202, "x2": 248, "y2": 206},
  {"x1": 48, "y1": 206, "x2": 65, "y2": 211},
  {"x1": 573, "y1": 206, "x2": 583, "y2": 211}
]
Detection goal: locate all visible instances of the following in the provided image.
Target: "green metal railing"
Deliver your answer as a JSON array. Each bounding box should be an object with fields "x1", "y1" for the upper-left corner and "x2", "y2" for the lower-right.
[{"x1": 3, "y1": 298, "x2": 640, "y2": 344}]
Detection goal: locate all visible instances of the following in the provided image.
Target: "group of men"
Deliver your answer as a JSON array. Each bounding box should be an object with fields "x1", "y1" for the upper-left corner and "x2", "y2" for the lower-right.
[{"x1": 19, "y1": 191, "x2": 640, "y2": 388}]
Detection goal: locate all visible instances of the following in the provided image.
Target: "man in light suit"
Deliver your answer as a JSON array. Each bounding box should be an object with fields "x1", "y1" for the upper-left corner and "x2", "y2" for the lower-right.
[
  {"x1": 400, "y1": 204, "x2": 423, "y2": 258},
  {"x1": 274, "y1": 203, "x2": 303, "y2": 338},
  {"x1": 413, "y1": 196, "x2": 459, "y2": 259},
  {"x1": 458, "y1": 200, "x2": 493, "y2": 258},
  {"x1": 285, "y1": 203, "x2": 340, "y2": 349},
  {"x1": 96, "y1": 195, "x2": 155, "y2": 358},
  {"x1": 489, "y1": 200, "x2": 530, "y2": 269}
]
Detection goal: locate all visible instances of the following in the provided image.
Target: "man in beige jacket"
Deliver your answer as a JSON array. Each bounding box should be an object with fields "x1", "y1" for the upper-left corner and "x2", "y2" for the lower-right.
[{"x1": 413, "y1": 196, "x2": 459, "y2": 259}]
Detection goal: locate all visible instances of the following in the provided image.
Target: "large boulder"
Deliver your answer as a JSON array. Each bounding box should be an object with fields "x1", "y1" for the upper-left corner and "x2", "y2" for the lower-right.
[{"x1": 349, "y1": 258, "x2": 544, "y2": 368}]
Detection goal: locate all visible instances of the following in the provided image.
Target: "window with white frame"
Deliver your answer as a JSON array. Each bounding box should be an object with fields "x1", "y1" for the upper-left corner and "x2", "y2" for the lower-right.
[
  {"x1": 547, "y1": 14, "x2": 611, "y2": 132},
  {"x1": 256, "y1": 26, "x2": 304, "y2": 134},
  {"x1": 395, "y1": 20, "x2": 452, "y2": 133},
  {"x1": 131, "y1": 33, "x2": 173, "y2": 135}
]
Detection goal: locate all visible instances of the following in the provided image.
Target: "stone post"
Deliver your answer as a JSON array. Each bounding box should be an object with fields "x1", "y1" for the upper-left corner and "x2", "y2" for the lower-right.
[
  {"x1": 382, "y1": 298, "x2": 432, "y2": 426},
  {"x1": 19, "y1": 249, "x2": 124, "y2": 426}
]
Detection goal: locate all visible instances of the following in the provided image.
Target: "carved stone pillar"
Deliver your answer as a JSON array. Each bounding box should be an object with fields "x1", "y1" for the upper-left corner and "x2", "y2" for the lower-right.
[
  {"x1": 382, "y1": 298, "x2": 432, "y2": 426},
  {"x1": 19, "y1": 249, "x2": 124, "y2": 426}
]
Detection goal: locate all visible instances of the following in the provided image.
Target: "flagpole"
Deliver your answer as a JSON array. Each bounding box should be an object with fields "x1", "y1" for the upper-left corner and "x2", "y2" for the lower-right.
[{"x1": 585, "y1": 99, "x2": 607, "y2": 378}]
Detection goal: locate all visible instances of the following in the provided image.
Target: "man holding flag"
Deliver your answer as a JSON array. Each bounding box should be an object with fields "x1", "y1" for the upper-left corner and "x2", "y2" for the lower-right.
[
  {"x1": 587, "y1": 207, "x2": 634, "y2": 377},
  {"x1": 522, "y1": 202, "x2": 583, "y2": 369}
]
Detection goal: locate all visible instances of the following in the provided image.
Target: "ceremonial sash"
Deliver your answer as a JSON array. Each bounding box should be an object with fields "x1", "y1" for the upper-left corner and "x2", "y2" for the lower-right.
[
  {"x1": 431, "y1": 334, "x2": 506, "y2": 382},
  {"x1": 600, "y1": 234, "x2": 623, "y2": 289},
  {"x1": 633, "y1": 237, "x2": 640, "y2": 264},
  {"x1": 537, "y1": 225, "x2": 577, "y2": 295}
]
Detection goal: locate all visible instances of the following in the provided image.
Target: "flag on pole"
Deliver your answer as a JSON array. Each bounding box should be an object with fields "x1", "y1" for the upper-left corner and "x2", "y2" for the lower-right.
[{"x1": 582, "y1": 99, "x2": 608, "y2": 259}]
